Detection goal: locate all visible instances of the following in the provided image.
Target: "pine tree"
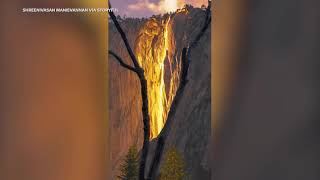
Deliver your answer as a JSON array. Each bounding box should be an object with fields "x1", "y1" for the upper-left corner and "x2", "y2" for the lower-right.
[
  {"x1": 160, "y1": 147, "x2": 187, "y2": 180},
  {"x1": 118, "y1": 146, "x2": 139, "y2": 180}
]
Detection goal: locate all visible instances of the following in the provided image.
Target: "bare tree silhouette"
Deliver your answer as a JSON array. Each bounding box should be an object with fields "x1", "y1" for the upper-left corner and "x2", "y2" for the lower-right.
[{"x1": 108, "y1": 1, "x2": 150, "y2": 179}]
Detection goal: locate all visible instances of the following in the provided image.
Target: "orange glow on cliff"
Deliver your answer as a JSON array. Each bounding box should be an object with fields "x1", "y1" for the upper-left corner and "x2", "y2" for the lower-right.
[{"x1": 135, "y1": 17, "x2": 177, "y2": 139}]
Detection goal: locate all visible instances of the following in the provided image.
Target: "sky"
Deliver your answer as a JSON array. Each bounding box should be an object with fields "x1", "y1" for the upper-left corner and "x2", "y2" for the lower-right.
[{"x1": 110, "y1": 0, "x2": 208, "y2": 17}]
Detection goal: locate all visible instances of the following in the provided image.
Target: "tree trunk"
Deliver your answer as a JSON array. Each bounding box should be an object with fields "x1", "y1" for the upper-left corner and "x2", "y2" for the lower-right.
[
  {"x1": 108, "y1": 1, "x2": 151, "y2": 179},
  {"x1": 137, "y1": 70, "x2": 150, "y2": 180}
]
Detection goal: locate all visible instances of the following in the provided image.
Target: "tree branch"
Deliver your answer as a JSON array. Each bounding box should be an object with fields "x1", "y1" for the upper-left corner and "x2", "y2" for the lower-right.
[
  {"x1": 108, "y1": 1, "x2": 141, "y2": 69},
  {"x1": 109, "y1": 50, "x2": 138, "y2": 73}
]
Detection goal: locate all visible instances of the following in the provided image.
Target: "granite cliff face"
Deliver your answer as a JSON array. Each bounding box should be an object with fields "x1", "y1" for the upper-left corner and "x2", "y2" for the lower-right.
[{"x1": 109, "y1": 6, "x2": 211, "y2": 179}]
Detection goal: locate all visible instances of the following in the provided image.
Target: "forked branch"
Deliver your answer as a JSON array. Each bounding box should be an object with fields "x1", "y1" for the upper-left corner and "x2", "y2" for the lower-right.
[{"x1": 108, "y1": 50, "x2": 138, "y2": 73}]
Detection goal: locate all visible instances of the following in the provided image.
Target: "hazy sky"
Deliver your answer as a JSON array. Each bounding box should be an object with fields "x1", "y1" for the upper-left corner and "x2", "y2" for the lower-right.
[{"x1": 110, "y1": 0, "x2": 208, "y2": 17}]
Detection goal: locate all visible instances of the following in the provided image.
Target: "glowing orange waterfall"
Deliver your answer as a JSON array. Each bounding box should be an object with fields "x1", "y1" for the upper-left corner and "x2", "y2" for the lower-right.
[{"x1": 135, "y1": 17, "x2": 176, "y2": 139}]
